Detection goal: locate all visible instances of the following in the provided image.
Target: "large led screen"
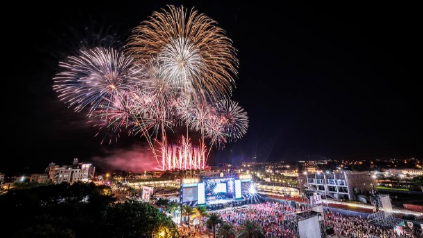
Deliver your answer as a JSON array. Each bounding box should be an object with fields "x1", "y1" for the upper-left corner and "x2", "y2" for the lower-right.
[
  {"x1": 235, "y1": 180, "x2": 242, "y2": 199},
  {"x1": 197, "y1": 183, "x2": 205, "y2": 204},
  {"x1": 182, "y1": 186, "x2": 198, "y2": 202},
  {"x1": 213, "y1": 183, "x2": 227, "y2": 193}
]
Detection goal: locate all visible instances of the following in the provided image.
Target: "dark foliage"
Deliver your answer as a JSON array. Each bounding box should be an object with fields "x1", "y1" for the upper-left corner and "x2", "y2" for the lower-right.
[{"x1": 0, "y1": 183, "x2": 177, "y2": 238}]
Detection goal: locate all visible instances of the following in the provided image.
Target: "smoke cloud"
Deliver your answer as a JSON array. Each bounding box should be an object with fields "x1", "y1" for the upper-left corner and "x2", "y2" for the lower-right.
[{"x1": 92, "y1": 144, "x2": 160, "y2": 172}]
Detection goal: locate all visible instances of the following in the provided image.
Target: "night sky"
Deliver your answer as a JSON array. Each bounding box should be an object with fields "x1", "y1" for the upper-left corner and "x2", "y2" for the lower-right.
[{"x1": 3, "y1": 1, "x2": 422, "y2": 175}]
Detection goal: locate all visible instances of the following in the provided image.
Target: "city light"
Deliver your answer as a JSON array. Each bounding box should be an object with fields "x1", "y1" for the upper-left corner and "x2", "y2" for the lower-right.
[
  {"x1": 239, "y1": 174, "x2": 252, "y2": 180},
  {"x1": 182, "y1": 178, "x2": 200, "y2": 184}
]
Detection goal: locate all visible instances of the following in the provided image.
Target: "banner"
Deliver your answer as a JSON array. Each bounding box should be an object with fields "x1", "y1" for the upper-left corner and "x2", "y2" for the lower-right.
[
  {"x1": 141, "y1": 186, "x2": 153, "y2": 202},
  {"x1": 310, "y1": 195, "x2": 322, "y2": 205}
]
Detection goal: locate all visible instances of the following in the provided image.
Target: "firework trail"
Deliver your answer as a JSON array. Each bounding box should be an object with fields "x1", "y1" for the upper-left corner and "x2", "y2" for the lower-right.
[{"x1": 160, "y1": 136, "x2": 206, "y2": 170}]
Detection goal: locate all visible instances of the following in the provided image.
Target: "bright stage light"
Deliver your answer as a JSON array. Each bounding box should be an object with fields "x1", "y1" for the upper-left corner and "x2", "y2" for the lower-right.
[{"x1": 249, "y1": 184, "x2": 257, "y2": 194}]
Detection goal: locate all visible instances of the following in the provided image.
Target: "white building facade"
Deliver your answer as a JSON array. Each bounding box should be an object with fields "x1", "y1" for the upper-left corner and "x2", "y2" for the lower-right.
[
  {"x1": 304, "y1": 171, "x2": 374, "y2": 200},
  {"x1": 46, "y1": 159, "x2": 95, "y2": 184},
  {"x1": 30, "y1": 174, "x2": 50, "y2": 183}
]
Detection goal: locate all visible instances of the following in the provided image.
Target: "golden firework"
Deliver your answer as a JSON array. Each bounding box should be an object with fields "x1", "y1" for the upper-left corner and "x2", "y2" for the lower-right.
[{"x1": 127, "y1": 5, "x2": 238, "y2": 101}]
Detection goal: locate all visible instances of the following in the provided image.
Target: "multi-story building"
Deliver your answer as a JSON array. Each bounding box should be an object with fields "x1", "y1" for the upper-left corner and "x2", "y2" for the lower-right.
[
  {"x1": 46, "y1": 162, "x2": 59, "y2": 179},
  {"x1": 46, "y1": 159, "x2": 95, "y2": 184},
  {"x1": 304, "y1": 171, "x2": 374, "y2": 200},
  {"x1": 80, "y1": 163, "x2": 95, "y2": 182},
  {"x1": 54, "y1": 167, "x2": 83, "y2": 184},
  {"x1": 0, "y1": 173, "x2": 4, "y2": 182},
  {"x1": 30, "y1": 174, "x2": 50, "y2": 183}
]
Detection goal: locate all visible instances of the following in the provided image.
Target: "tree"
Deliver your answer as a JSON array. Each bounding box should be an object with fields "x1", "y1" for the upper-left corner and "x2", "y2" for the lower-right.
[
  {"x1": 100, "y1": 201, "x2": 178, "y2": 238},
  {"x1": 166, "y1": 201, "x2": 179, "y2": 218},
  {"x1": 412, "y1": 176, "x2": 423, "y2": 187},
  {"x1": 0, "y1": 183, "x2": 179, "y2": 238},
  {"x1": 217, "y1": 222, "x2": 236, "y2": 238},
  {"x1": 238, "y1": 220, "x2": 264, "y2": 238},
  {"x1": 206, "y1": 213, "x2": 222, "y2": 238},
  {"x1": 182, "y1": 205, "x2": 195, "y2": 227},
  {"x1": 156, "y1": 198, "x2": 170, "y2": 207},
  {"x1": 13, "y1": 181, "x2": 52, "y2": 190},
  {"x1": 192, "y1": 206, "x2": 209, "y2": 233},
  {"x1": 13, "y1": 224, "x2": 75, "y2": 238},
  {"x1": 127, "y1": 186, "x2": 136, "y2": 197},
  {"x1": 0, "y1": 182, "x2": 116, "y2": 238}
]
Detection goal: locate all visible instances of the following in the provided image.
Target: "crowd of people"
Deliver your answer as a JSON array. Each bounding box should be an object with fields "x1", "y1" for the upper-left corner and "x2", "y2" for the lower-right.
[
  {"x1": 208, "y1": 201, "x2": 421, "y2": 238},
  {"x1": 178, "y1": 226, "x2": 206, "y2": 238},
  {"x1": 324, "y1": 211, "x2": 420, "y2": 238},
  {"x1": 213, "y1": 201, "x2": 308, "y2": 238}
]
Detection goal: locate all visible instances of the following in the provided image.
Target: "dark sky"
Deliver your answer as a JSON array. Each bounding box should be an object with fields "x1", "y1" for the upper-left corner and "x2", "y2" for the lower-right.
[{"x1": 3, "y1": 1, "x2": 422, "y2": 175}]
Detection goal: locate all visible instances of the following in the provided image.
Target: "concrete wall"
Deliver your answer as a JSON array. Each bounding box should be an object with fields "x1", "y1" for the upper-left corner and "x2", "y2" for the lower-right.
[{"x1": 298, "y1": 216, "x2": 321, "y2": 238}]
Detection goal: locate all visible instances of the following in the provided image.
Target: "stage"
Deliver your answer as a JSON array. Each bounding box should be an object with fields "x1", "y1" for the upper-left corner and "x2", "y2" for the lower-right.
[
  {"x1": 180, "y1": 174, "x2": 256, "y2": 208},
  {"x1": 206, "y1": 197, "x2": 244, "y2": 205}
]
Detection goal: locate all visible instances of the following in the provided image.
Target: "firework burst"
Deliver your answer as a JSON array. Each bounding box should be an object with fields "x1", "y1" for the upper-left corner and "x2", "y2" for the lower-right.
[
  {"x1": 53, "y1": 47, "x2": 142, "y2": 116},
  {"x1": 218, "y1": 100, "x2": 249, "y2": 142},
  {"x1": 127, "y1": 5, "x2": 238, "y2": 100},
  {"x1": 53, "y1": 6, "x2": 248, "y2": 171}
]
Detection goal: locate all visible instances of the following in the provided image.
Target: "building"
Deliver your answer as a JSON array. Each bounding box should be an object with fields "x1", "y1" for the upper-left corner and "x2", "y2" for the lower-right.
[
  {"x1": 127, "y1": 179, "x2": 180, "y2": 190},
  {"x1": 375, "y1": 169, "x2": 421, "y2": 190},
  {"x1": 30, "y1": 174, "x2": 50, "y2": 183},
  {"x1": 46, "y1": 162, "x2": 59, "y2": 179},
  {"x1": 80, "y1": 163, "x2": 95, "y2": 182},
  {"x1": 256, "y1": 184, "x2": 300, "y2": 197},
  {"x1": 384, "y1": 168, "x2": 423, "y2": 177},
  {"x1": 46, "y1": 159, "x2": 95, "y2": 184},
  {"x1": 0, "y1": 173, "x2": 4, "y2": 182},
  {"x1": 54, "y1": 167, "x2": 83, "y2": 184},
  {"x1": 304, "y1": 171, "x2": 374, "y2": 200},
  {"x1": 14, "y1": 175, "x2": 30, "y2": 183}
]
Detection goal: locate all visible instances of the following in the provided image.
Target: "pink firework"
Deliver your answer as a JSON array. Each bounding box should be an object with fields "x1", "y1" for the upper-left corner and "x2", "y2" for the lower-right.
[{"x1": 160, "y1": 136, "x2": 207, "y2": 171}]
